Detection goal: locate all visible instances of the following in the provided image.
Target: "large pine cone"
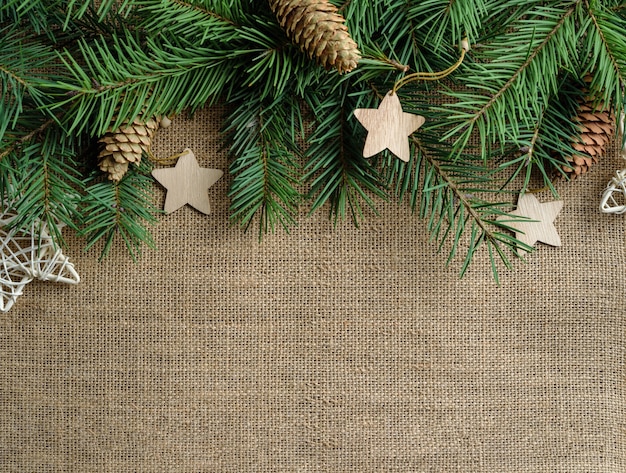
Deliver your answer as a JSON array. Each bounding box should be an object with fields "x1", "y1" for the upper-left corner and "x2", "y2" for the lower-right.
[
  {"x1": 268, "y1": 0, "x2": 361, "y2": 73},
  {"x1": 98, "y1": 116, "x2": 159, "y2": 181}
]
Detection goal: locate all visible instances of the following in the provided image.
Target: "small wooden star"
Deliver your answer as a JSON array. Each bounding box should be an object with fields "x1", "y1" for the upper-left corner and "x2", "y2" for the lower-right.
[
  {"x1": 152, "y1": 148, "x2": 223, "y2": 214},
  {"x1": 498, "y1": 193, "x2": 563, "y2": 251},
  {"x1": 353, "y1": 91, "x2": 425, "y2": 162}
]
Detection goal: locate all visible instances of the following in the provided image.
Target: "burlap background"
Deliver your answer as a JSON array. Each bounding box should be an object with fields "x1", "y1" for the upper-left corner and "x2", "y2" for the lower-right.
[{"x1": 1, "y1": 105, "x2": 624, "y2": 472}]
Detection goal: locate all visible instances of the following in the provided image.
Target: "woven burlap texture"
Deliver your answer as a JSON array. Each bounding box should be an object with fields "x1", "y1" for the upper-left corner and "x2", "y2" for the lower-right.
[{"x1": 1, "y1": 105, "x2": 624, "y2": 472}]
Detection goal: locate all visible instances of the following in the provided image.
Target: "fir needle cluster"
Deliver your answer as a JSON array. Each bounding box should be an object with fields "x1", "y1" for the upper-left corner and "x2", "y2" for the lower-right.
[{"x1": 2, "y1": 0, "x2": 626, "y2": 278}]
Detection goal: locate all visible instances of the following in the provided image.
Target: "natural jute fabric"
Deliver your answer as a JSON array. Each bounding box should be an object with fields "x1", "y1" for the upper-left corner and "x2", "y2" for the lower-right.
[{"x1": 1, "y1": 105, "x2": 624, "y2": 472}]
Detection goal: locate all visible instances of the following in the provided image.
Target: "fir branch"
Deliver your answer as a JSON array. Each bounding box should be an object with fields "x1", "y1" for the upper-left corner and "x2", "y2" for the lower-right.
[
  {"x1": 338, "y1": 0, "x2": 395, "y2": 48},
  {"x1": 580, "y1": 0, "x2": 626, "y2": 112},
  {"x1": 359, "y1": 2, "x2": 451, "y2": 76},
  {"x1": 438, "y1": 2, "x2": 579, "y2": 160},
  {"x1": 0, "y1": 26, "x2": 59, "y2": 141},
  {"x1": 374, "y1": 85, "x2": 529, "y2": 280},
  {"x1": 137, "y1": 0, "x2": 240, "y2": 42},
  {"x1": 79, "y1": 159, "x2": 158, "y2": 260},
  {"x1": 304, "y1": 86, "x2": 386, "y2": 224},
  {"x1": 0, "y1": 117, "x2": 56, "y2": 161},
  {"x1": 5, "y1": 0, "x2": 626, "y2": 279},
  {"x1": 63, "y1": 0, "x2": 136, "y2": 22},
  {"x1": 9, "y1": 128, "x2": 84, "y2": 246},
  {"x1": 226, "y1": 93, "x2": 301, "y2": 236},
  {"x1": 499, "y1": 75, "x2": 584, "y2": 191},
  {"x1": 408, "y1": 134, "x2": 529, "y2": 280},
  {"x1": 237, "y1": 19, "x2": 318, "y2": 99},
  {"x1": 162, "y1": 0, "x2": 238, "y2": 25},
  {"x1": 0, "y1": 0, "x2": 58, "y2": 33},
  {"x1": 51, "y1": 32, "x2": 241, "y2": 136},
  {"x1": 407, "y1": 0, "x2": 489, "y2": 51}
]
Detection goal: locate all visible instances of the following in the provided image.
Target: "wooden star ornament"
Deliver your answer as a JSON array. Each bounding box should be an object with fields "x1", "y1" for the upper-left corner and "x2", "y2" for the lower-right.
[
  {"x1": 354, "y1": 91, "x2": 425, "y2": 162},
  {"x1": 498, "y1": 193, "x2": 563, "y2": 252},
  {"x1": 152, "y1": 148, "x2": 223, "y2": 214}
]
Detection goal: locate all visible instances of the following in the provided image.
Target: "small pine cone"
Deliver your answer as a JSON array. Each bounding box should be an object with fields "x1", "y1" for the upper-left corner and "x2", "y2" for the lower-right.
[
  {"x1": 562, "y1": 102, "x2": 614, "y2": 177},
  {"x1": 268, "y1": 0, "x2": 361, "y2": 73},
  {"x1": 561, "y1": 77, "x2": 615, "y2": 178},
  {"x1": 98, "y1": 116, "x2": 159, "y2": 181}
]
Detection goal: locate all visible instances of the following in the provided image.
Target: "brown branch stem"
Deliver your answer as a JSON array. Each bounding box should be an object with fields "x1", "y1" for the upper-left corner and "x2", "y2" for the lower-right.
[{"x1": 0, "y1": 118, "x2": 56, "y2": 161}]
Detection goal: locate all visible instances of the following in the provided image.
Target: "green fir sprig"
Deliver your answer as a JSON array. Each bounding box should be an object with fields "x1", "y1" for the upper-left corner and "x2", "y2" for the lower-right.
[
  {"x1": 2, "y1": 0, "x2": 626, "y2": 278},
  {"x1": 79, "y1": 158, "x2": 158, "y2": 260}
]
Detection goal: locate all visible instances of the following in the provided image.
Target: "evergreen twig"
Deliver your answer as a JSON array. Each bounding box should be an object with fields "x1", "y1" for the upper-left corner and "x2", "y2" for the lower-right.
[
  {"x1": 2, "y1": 0, "x2": 626, "y2": 278},
  {"x1": 79, "y1": 159, "x2": 158, "y2": 260}
]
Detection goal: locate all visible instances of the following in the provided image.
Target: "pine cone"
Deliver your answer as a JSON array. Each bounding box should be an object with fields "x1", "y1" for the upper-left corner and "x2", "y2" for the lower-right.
[
  {"x1": 268, "y1": 0, "x2": 361, "y2": 73},
  {"x1": 98, "y1": 116, "x2": 159, "y2": 181},
  {"x1": 561, "y1": 78, "x2": 615, "y2": 178}
]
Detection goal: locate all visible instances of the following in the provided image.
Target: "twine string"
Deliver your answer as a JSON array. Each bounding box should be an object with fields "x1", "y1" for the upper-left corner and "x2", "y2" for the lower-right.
[
  {"x1": 147, "y1": 150, "x2": 188, "y2": 166},
  {"x1": 392, "y1": 38, "x2": 469, "y2": 94}
]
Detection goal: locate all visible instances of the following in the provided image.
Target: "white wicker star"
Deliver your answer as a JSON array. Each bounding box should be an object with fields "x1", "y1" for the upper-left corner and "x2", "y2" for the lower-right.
[
  {"x1": 600, "y1": 169, "x2": 626, "y2": 214},
  {"x1": 0, "y1": 210, "x2": 80, "y2": 312}
]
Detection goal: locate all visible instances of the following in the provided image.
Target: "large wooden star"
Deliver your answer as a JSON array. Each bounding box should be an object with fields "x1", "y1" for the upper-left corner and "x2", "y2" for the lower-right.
[
  {"x1": 152, "y1": 148, "x2": 223, "y2": 214},
  {"x1": 499, "y1": 193, "x2": 563, "y2": 251},
  {"x1": 353, "y1": 91, "x2": 425, "y2": 162}
]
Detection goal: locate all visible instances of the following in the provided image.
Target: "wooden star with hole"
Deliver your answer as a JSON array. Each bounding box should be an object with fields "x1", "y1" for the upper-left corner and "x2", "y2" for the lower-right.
[
  {"x1": 353, "y1": 91, "x2": 425, "y2": 162},
  {"x1": 152, "y1": 148, "x2": 223, "y2": 214},
  {"x1": 498, "y1": 193, "x2": 563, "y2": 251}
]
